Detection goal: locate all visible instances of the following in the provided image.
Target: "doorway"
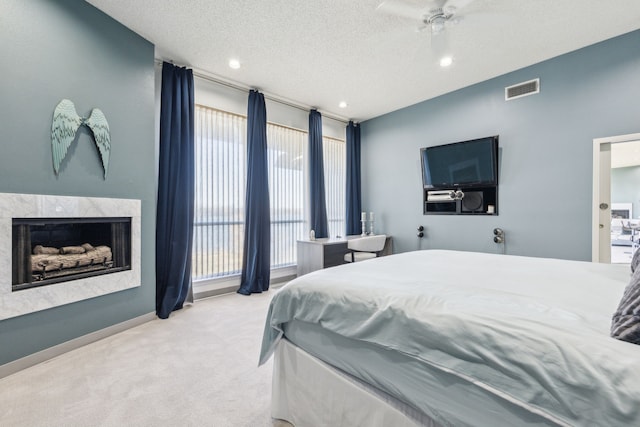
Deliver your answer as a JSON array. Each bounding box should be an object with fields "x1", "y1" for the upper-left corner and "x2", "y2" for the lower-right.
[{"x1": 592, "y1": 133, "x2": 640, "y2": 263}]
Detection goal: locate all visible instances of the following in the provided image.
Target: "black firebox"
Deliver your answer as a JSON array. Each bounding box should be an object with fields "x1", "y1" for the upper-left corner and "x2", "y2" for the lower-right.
[{"x1": 12, "y1": 217, "x2": 131, "y2": 291}]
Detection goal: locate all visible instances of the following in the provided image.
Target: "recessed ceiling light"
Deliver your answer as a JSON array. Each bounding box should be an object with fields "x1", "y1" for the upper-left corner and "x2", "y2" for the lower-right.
[
  {"x1": 339, "y1": 101, "x2": 348, "y2": 108},
  {"x1": 439, "y1": 56, "x2": 453, "y2": 67},
  {"x1": 228, "y1": 59, "x2": 241, "y2": 69}
]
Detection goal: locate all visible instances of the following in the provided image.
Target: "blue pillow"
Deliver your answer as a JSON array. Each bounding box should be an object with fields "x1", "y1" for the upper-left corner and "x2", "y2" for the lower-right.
[{"x1": 611, "y1": 267, "x2": 640, "y2": 345}]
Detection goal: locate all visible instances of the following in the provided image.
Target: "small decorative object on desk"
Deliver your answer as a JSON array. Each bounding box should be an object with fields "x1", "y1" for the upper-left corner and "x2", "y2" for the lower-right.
[
  {"x1": 369, "y1": 212, "x2": 375, "y2": 235},
  {"x1": 361, "y1": 211, "x2": 367, "y2": 236},
  {"x1": 309, "y1": 229, "x2": 315, "y2": 241}
]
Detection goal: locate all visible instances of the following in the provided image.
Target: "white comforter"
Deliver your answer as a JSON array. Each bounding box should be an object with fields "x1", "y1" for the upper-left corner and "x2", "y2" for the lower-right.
[{"x1": 260, "y1": 250, "x2": 639, "y2": 426}]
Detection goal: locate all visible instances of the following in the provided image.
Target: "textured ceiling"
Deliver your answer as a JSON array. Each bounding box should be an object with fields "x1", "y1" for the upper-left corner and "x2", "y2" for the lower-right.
[{"x1": 85, "y1": 0, "x2": 640, "y2": 122}]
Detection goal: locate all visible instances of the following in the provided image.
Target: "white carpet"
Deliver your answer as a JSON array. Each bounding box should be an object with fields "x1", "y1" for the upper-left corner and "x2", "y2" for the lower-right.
[{"x1": 0, "y1": 289, "x2": 291, "y2": 427}]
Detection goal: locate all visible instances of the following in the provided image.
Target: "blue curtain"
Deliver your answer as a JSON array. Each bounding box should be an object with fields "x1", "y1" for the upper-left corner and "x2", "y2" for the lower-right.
[
  {"x1": 238, "y1": 90, "x2": 271, "y2": 295},
  {"x1": 345, "y1": 121, "x2": 362, "y2": 235},
  {"x1": 309, "y1": 110, "x2": 329, "y2": 238},
  {"x1": 156, "y1": 62, "x2": 195, "y2": 319}
]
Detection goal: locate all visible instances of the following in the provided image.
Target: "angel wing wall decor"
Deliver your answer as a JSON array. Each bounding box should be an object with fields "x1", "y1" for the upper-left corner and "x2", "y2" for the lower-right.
[{"x1": 51, "y1": 99, "x2": 111, "y2": 179}]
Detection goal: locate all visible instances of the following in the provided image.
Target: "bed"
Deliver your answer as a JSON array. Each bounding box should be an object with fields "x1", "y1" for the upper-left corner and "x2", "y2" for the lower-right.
[{"x1": 259, "y1": 250, "x2": 640, "y2": 426}]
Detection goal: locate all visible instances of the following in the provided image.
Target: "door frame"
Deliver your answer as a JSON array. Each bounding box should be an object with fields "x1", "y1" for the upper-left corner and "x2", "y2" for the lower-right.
[{"x1": 592, "y1": 132, "x2": 640, "y2": 262}]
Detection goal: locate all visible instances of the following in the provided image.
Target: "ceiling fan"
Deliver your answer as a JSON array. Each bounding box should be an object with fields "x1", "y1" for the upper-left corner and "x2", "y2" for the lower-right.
[{"x1": 377, "y1": 0, "x2": 476, "y2": 37}]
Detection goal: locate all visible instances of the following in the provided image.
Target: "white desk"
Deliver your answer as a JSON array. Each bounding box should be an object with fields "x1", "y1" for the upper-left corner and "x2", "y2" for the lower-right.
[{"x1": 296, "y1": 235, "x2": 392, "y2": 277}]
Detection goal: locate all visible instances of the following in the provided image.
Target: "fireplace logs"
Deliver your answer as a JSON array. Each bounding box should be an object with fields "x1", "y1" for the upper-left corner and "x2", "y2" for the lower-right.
[
  {"x1": 31, "y1": 244, "x2": 113, "y2": 281},
  {"x1": 12, "y1": 217, "x2": 131, "y2": 291}
]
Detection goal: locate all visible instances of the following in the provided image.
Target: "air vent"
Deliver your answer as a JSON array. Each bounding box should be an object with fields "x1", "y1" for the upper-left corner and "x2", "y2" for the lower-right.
[{"x1": 505, "y1": 78, "x2": 540, "y2": 101}]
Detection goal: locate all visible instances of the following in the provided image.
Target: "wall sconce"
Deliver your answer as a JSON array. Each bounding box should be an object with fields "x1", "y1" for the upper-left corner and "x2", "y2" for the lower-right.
[
  {"x1": 417, "y1": 225, "x2": 424, "y2": 238},
  {"x1": 493, "y1": 228, "x2": 505, "y2": 244}
]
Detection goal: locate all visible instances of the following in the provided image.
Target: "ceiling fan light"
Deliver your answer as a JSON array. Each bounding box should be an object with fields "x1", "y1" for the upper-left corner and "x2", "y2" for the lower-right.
[{"x1": 431, "y1": 19, "x2": 445, "y2": 35}]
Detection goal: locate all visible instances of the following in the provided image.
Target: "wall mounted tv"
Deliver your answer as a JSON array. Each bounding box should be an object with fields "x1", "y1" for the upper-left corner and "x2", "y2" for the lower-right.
[{"x1": 421, "y1": 136, "x2": 498, "y2": 189}]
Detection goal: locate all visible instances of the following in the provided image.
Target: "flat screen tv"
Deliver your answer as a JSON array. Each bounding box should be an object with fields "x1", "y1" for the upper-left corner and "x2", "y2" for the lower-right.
[{"x1": 421, "y1": 136, "x2": 498, "y2": 189}]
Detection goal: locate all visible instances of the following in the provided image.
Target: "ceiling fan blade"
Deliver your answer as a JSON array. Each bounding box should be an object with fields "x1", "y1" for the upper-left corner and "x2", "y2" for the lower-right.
[
  {"x1": 427, "y1": 0, "x2": 448, "y2": 9},
  {"x1": 415, "y1": 22, "x2": 430, "y2": 32},
  {"x1": 376, "y1": 0, "x2": 424, "y2": 20},
  {"x1": 444, "y1": 0, "x2": 476, "y2": 12}
]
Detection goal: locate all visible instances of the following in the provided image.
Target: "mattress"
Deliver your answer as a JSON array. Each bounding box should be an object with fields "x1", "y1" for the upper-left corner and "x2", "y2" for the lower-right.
[{"x1": 260, "y1": 250, "x2": 639, "y2": 426}]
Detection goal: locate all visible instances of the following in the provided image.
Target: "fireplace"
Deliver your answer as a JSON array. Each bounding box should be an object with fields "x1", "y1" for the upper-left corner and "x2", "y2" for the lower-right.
[
  {"x1": 0, "y1": 193, "x2": 141, "y2": 321},
  {"x1": 12, "y1": 217, "x2": 132, "y2": 291}
]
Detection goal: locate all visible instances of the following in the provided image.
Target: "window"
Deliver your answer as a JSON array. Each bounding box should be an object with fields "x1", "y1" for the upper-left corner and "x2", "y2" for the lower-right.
[
  {"x1": 193, "y1": 104, "x2": 345, "y2": 281},
  {"x1": 193, "y1": 106, "x2": 246, "y2": 280},
  {"x1": 323, "y1": 136, "x2": 346, "y2": 238},
  {"x1": 267, "y1": 124, "x2": 307, "y2": 268}
]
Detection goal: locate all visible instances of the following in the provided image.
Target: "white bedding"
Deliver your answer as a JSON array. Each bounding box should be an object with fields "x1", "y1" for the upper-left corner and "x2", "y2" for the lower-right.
[{"x1": 260, "y1": 250, "x2": 639, "y2": 426}]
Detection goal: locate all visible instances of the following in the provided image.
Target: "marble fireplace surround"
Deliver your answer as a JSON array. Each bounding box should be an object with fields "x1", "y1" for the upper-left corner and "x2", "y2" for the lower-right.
[{"x1": 0, "y1": 193, "x2": 141, "y2": 321}]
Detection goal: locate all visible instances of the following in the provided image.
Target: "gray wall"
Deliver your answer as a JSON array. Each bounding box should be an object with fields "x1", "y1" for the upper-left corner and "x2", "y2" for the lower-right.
[
  {"x1": 361, "y1": 30, "x2": 640, "y2": 261},
  {"x1": 0, "y1": 0, "x2": 156, "y2": 365},
  {"x1": 612, "y1": 166, "x2": 640, "y2": 218}
]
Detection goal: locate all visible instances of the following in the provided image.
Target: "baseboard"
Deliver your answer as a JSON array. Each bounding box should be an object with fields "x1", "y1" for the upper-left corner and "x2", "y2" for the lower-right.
[
  {"x1": 194, "y1": 285, "x2": 240, "y2": 300},
  {"x1": 194, "y1": 272, "x2": 296, "y2": 300},
  {"x1": 0, "y1": 311, "x2": 156, "y2": 379},
  {"x1": 272, "y1": 274, "x2": 296, "y2": 287}
]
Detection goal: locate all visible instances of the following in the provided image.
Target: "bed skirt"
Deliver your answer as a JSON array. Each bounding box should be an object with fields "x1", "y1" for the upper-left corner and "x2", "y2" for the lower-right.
[{"x1": 272, "y1": 339, "x2": 440, "y2": 427}]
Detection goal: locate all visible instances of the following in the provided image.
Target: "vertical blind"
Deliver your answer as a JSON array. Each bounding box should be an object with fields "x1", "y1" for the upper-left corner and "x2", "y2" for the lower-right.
[
  {"x1": 193, "y1": 104, "x2": 346, "y2": 281},
  {"x1": 193, "y1": 106, "x2": 246, "y2": 279},
  {"x1": 323, "y1": 136, "x2": 346, "y2": 239},
  {"x1": 267, "y1": 124, "x2": 307, "y2": 268}
]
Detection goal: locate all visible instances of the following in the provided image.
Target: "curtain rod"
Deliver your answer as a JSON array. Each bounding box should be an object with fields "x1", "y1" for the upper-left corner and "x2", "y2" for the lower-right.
[
  {"x1": 195, "y1": 103, "x2": 345, "y2": 142},
  {"x1": 155, "y1": 59, "x2": 352, "y2": 125}
]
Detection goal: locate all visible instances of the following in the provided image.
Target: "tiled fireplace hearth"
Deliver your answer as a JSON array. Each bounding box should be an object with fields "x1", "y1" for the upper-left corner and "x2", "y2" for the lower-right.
[{"x1": 0, "y1": 193, "x2": 141, "y2": 320}]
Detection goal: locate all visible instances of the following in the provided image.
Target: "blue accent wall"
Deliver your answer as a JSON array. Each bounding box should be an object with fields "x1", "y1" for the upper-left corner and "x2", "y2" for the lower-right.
[
  {"x1": 0, "y1": 1, "x2": 155, "y2": 364},
  {"x1": 361, "y1": 30, "x2": 640, "y2": 260}
]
